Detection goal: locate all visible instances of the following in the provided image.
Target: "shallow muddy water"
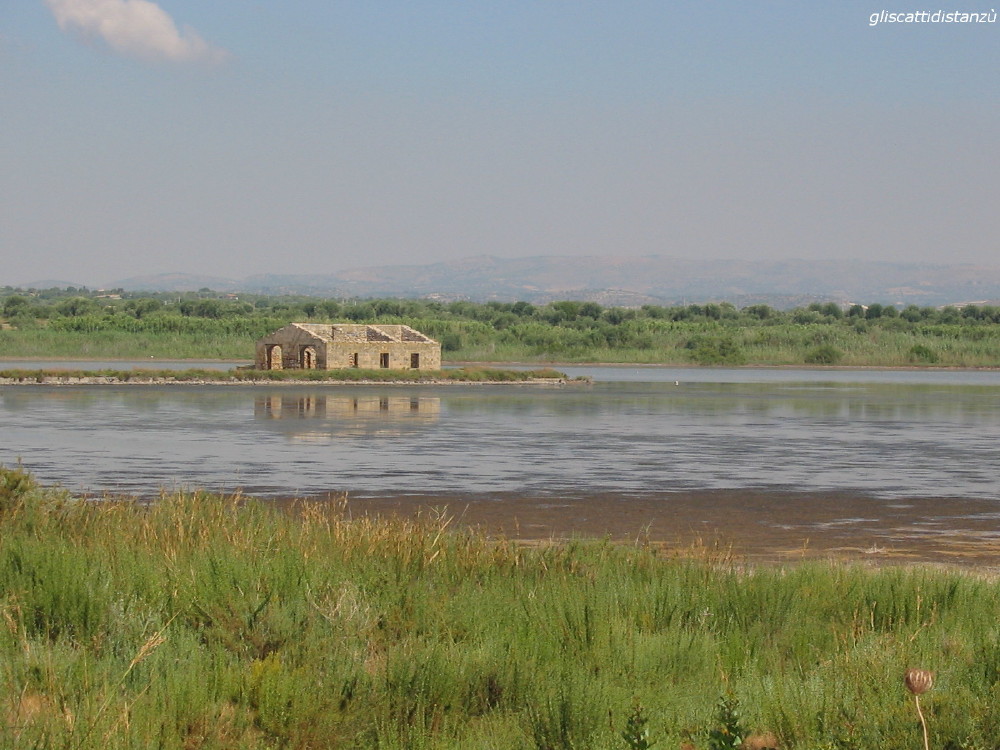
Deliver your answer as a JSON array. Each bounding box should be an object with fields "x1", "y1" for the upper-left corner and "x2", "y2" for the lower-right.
[{"x1": 2, "y1": 367, "x2": 999, "y2": 562}]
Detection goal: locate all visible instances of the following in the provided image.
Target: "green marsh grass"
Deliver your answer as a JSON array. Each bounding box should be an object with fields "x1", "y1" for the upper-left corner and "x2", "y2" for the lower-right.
[
  {"x1": 3, "y1": 316, "x2": 1000, "y2": 367},
  {"x1": 4, "y1": 469, "x2": 1000, "y2": 747}
]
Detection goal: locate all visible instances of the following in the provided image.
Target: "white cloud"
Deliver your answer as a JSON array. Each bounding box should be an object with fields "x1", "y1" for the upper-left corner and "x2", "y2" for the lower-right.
[{"x1": 45, "y1": 0, "x2": 228, "y2": 64}]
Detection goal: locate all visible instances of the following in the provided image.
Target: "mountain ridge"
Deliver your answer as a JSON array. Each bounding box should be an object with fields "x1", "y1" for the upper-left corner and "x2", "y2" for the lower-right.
[{"x1": 14, "y1": 255, "x2": 1000, "y2": 308}]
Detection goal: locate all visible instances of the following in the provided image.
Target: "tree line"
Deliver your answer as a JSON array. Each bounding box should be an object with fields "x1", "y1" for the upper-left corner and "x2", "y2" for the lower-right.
[
  {"x1": 3, "y1": 287, "x2": 1000, "y2": 365},
  {"x1": 5, "y1": 287, "x2": 1000, "y2": 326}
]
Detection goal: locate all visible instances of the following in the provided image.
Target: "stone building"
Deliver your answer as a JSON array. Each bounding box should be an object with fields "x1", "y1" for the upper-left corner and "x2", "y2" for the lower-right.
[{"x1": 255, "y1": 323, "x2": 441, "y2": 371}]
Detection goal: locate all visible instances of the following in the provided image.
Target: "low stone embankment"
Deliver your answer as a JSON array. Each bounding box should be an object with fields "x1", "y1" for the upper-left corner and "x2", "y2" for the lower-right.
[
  {"x1": 0, "y1": 376, "x2": 572, "y2": 386},
  {"x1": 0, "y1": 368, "x2": 582, "y2": 386}
]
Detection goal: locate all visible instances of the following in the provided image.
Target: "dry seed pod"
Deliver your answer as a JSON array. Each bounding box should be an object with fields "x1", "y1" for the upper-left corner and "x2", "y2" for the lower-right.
[{"x1": 905, "y1": 668, "x2": 934, "y2": 695}]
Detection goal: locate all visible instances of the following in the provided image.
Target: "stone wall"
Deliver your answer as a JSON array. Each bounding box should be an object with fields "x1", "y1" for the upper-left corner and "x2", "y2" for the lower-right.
[
  {"x1": 326, "y1": 340, "x2": 441, "y2": 370},
  {"x1": 255, "y1": 323, "x2": 441, "y2": 371},
  {"x1": 255, "y1": 326, "x2": 329, "y2": 370}
]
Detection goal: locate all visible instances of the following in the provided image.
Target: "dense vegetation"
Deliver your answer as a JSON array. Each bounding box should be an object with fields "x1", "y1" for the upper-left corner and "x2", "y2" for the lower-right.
[
  {"x1": 3, "y1": 467, "x2": 1000, "y2": 749},
  {"x1": 3, "y1": 286, "x2": 1000, "y2": 366}
]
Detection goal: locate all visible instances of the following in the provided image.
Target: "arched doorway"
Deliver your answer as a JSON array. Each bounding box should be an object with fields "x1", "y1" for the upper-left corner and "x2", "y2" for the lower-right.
[
  {"x1": 267, "y1": 344, "x2": 282, "y2": 370},
  {"x1": 300, "y1": 346, "x2": 317, "y2": 369}
]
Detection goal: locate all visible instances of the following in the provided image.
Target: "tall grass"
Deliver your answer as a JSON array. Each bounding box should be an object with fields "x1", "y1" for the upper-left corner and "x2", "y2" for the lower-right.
[
  {"x1": 3, "y1": 468, "x2": 1000, "y2": 748},
  {"x1": 3, "y1": 320, "x2": 1000, "y2": 367},
  {"x1": 0, "y1": 328, "x2": 253, "y2": 359}
]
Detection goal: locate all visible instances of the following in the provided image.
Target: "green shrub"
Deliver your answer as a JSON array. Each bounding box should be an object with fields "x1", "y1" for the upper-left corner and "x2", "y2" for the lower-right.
[
  {"x1": 908, "y1": 344, "x2": 939, "y2": 363},
  {"x1": 440, "y1": 332, "x2": 463, "y2": 351},
  {"x1": 0, "y1": 464, "x2": 37, "y2": 512},
  {"x1": 685, "y1": 335, "x2": 747, "y2": 365},
  {"x1": 707, "y1": 696, "x2": 746, "y2": 750},
  {"x1": 804, "y1": 344, "x2": 844, "y2": 365},
  {"x1": 621, "y1": 699, "x2": 657, "y2": 749}
]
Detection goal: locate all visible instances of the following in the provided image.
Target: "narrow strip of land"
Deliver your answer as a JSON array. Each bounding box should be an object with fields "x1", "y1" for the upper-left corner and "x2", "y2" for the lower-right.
[{"x1": 0, "y1": 366, "x2": 578, "y2": 385}]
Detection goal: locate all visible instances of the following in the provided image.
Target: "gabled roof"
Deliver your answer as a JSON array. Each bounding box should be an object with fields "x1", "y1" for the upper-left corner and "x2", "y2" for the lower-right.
[{"x1": 277, "y1": 323, "x2": 437, "y2": 344}]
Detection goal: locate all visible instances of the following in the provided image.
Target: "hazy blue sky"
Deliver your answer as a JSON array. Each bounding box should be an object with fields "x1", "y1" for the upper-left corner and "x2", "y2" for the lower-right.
[{"x1": 3, "y1": 1, "x2": 998, "y2": 286}]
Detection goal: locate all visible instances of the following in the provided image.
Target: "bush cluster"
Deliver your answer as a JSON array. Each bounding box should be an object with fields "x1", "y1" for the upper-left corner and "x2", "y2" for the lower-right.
[{"x1": 3, "y1": 288, "x2": 1000, "y2": 366}]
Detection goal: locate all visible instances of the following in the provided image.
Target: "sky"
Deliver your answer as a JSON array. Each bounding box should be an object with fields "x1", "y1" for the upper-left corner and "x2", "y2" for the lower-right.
[{"x1": 2, "y1": 1, "x2": 999, "y2": 287}]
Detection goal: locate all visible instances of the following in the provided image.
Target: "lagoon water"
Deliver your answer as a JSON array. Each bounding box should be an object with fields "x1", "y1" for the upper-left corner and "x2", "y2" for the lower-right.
[
  {"x1": 3, "y1": 364, "x2": 1000, "y2": 560},
  {"x1": 2, "y1": 364, "x2": 998, "y2": 498}
]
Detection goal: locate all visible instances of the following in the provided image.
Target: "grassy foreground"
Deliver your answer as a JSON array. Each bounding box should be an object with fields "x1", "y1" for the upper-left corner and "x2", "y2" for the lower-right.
[{"x1": 3, "y1": 469, "x2": 1000, "y2": 749}]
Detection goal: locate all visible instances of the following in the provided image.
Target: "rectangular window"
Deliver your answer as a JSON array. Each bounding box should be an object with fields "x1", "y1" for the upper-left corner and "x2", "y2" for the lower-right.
[
  {"x1": 379, "y1": 353, "x2": 389, "y2": 368},
  {"x1": 410, "y1": 353, "x2": 420, "y2": 369},
  {"x1": 351, "y1": 353, "x2": 359, "y2": 368}
]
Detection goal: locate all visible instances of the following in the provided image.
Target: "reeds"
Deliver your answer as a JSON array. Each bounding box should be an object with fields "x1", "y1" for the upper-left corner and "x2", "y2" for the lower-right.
[
  {"x1": 3, "y1": 469, "x2": 1000, "y2": 748},
  {"x1": 3, "y1": 316, "x2": 1000, "y2": 367}
]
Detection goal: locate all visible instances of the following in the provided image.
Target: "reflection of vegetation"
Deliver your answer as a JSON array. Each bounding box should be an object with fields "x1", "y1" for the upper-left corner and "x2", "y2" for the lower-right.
[
  {"x1": 6, "y1": 468, "x2": 1000, "y2": 748},
  {"x1": 3, "y1": 287, "x2": 1000, "y2": 366}
]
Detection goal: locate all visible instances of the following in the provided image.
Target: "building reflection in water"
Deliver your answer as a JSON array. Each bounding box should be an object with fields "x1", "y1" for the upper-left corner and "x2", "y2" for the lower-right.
[{"x1": 254, "y1": 394, "x2": 440, "y2": 441}]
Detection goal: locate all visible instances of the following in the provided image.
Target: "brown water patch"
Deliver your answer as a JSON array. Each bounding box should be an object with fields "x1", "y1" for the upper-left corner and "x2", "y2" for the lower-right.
[{"x1": 289, "y1": 489, "x2": 1000, "y2": 567}]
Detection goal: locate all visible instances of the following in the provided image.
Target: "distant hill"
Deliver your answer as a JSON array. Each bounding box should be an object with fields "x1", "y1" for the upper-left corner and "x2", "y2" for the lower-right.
[
  {"x1": 11, "y1": 279, "x2": 91, "y2": 291},
  {"x1": 88, "y1": 254, "x2": 1000, "y2": 308},
  {"x1": 108, "y1": 272, "x2": 242, "y2": 292}
]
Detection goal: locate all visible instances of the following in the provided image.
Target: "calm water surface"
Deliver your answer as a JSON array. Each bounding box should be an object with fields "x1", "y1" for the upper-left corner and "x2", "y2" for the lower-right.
[{"x1": 2, "y1": 367, "x2": 998, "y2": 502}]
